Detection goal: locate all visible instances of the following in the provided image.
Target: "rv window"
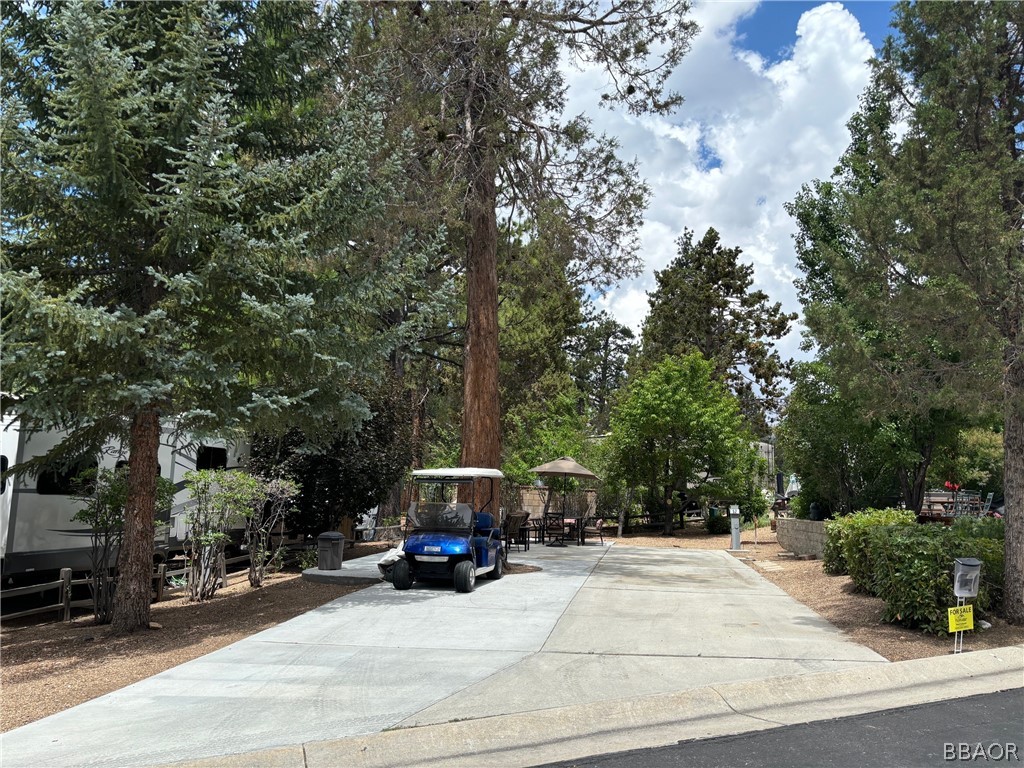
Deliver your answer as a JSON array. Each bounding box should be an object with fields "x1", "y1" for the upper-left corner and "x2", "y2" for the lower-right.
[
  {"x1": 115, "y1": 459, "x2": 162, "y2": 476},
  {"x1": 1, "y1": 455, "x2": 8, "y2": 493},
  {"x1": 196, "y1": 446, "x2": 228, "y2": 471},
  {"x1": 37, "y1": 457, "x2": 99, "y2": 495}
]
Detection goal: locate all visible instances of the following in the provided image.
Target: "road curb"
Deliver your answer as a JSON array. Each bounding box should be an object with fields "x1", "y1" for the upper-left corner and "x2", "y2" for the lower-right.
[
  {"x1": 163, "y1": 644, "x2": 1023, "y2": 768},
  {"x1": 300, "y1": 566, "x2": 381, "y2": 586}
]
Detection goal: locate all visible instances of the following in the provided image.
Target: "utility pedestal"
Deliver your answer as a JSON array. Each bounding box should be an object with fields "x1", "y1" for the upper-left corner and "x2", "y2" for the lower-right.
[{"x1": 728, "y1": 505, "x2": 742, "y2": 551}]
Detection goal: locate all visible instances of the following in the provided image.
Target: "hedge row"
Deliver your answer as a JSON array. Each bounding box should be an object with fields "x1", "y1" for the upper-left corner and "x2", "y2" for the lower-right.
[
  {"x1": 823, "y1": 510, "x2": 1005, "y2": 634},
  {"x1": 822, "y1": 508, "x2": 915, "y2": 579}
]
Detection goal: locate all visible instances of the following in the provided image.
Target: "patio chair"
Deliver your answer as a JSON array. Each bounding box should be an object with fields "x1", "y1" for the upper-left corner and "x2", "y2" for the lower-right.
[
  {"x1": 503, "y1": 511, "x2": 531, "y2": 552},
  {"x1": 522, "y1": 510, "x2": 542, "y2": 543},
  {"x1": 543, "y1": 510, "x2": 570, "y2": 546},
  {"x1": 953, "y1": 491, "x2": 981, "y2": 517},
  {"x1": 582, "y1": 517, "x2": 604, "y2": 545}
]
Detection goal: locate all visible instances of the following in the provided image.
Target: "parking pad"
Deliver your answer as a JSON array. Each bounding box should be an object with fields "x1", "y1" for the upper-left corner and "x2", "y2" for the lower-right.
[{"x1": 0, "y1": 545, "x2": 886, "y2": 768}]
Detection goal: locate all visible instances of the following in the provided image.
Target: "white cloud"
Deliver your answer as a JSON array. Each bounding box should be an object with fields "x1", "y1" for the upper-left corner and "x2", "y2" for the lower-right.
[
  {"x1": 596, "y1": 286, "x2": 650, "y2": 338},
  {"x1": 565, "y1": 2, "x2": 875, "y2": 360}
]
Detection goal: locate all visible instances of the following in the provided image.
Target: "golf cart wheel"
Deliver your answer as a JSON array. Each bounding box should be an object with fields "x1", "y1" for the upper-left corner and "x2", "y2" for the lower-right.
[
  {"x1": 454, "y1": 560, "x2": 476, "y2": 593},
  {"x1": 487, "y1": 551, "x2": 503, "y2": 580},
  {"x1": 392, "y1": 559, "x2": 413, "y2": 591}
]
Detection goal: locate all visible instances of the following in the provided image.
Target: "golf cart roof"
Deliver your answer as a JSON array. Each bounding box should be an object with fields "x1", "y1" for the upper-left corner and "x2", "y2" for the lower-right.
[{"x1": 412, "y1": 467, "x2": 504, "y2": 481}]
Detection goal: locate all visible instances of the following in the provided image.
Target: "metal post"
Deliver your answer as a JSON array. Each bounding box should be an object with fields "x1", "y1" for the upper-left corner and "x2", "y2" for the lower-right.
[
  {"x1": 60, "y1": 568, "x2": 72, "y2": 622},
  {"x1": 952, "y1": 558, "x2": 981, "y2": 654},
  {"x1": 953, "y1": 596, "x2": 965, "y2": 654},
  {"x1": 154, "y1": 563, "x2": 166, "y2": 603}
]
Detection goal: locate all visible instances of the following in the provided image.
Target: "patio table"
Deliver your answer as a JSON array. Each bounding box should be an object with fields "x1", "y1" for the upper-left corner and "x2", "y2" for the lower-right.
[{"x1": 561, "y1": 517, "x2": 585, "y2": 546}]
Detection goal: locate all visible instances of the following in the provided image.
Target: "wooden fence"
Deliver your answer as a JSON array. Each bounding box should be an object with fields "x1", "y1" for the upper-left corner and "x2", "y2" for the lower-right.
[
  {"x1": 154, "y1": 551, "x2": 269, "y2": 598},
  {"x1": 1, "y1": 569, "x2": 93, "y2": 622},
  {"x1": 3, "y1": 548, "x2": 307, "y2": 623}
]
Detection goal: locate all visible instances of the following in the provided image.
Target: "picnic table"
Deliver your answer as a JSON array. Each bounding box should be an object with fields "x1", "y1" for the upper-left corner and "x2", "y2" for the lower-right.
[{"x1": 918, "y1": 490, "x2": 993, "y2": 524}]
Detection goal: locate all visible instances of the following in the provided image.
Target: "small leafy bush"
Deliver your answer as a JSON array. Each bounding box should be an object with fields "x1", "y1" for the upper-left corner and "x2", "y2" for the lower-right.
[
  {"x1": 246, "y1": 477, "x2": 299, "y2": 588},
  {"x1": 184, "y1": 470, "x2": 262, "y2": 601},
  {"x1": 822, "y1": 507, "x2": 915, "y2": 581},
  {"x1": 743, "y1": 512, "x2": 771, "y2": 531},
  {"x1": 868, "y1": 525, "x2": 949, "y2": 630},
  {"x1": 951, "y1": 516, "x2": 1005, "y2": 541},
  {"x1": 789, "y1": 495, "x2": 810, "y2": 519},
  {"x1": 706, "y1": 510, "x2": 731, "y2": 535},
  {"x1": 72, "y1": 467, "x2": 176, "y2": 624},
  {"x1": 296, "y1": 547, "x2": 318, "y2": 570},
  {"x1": 867, "y1": 524, "x2": 1004, "y2": 634}
]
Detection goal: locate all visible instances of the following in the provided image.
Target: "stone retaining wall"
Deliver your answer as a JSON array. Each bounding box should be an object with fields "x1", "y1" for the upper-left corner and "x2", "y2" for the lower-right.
[{"x1": 776, "y1": 518, "x2": 827, "y2": 558}]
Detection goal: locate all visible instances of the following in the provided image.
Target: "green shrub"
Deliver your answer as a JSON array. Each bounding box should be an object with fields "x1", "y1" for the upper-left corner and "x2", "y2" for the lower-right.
[
  {"x1": 964, "y1": 537, "x2": 1005, "y2": 616},
  {"x1": 868, "y1": 525, "x2": 950, "y2": 631},
  {"x1": 743, "y1": 512, "x2": 771, "y2": 531},
  {"x1": 706, "y1": 510, "x2": 731, "y2": 535},
  {"x1": 297, "y1": 547, "x2": 318, "y2": 570},
  {"x1": 789, "y1": 495, "x2": 810, "y2": 519},
  {"x1": 822, "y1": 507, "x2": 915, "y2": 581},
  {"x1": 737, "y1": 485, "x2": 770, "y2": 524},
  {"x1": 951, "y1": 516, "x2": 1005, "y2": 541},
  {"x1": 867, "y1": 524, "x2": 1004, "y2": 634},
  {"x1": 822, "y1": 520, "x2": 846, "y2": 575}
]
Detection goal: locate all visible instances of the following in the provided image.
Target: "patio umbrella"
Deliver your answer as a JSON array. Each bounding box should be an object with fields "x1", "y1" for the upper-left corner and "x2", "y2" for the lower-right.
[
  {"x1": 528, "y1": 456, "x2": 598, "y2": 480},
  {"x1": 529, "y1": 457, "x2": 599, "y2": 544}
]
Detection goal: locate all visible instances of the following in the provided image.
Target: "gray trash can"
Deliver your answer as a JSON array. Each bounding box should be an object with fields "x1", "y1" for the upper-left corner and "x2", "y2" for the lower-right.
[{"x1": 317, "y1": 532, "x2": 345, "y2": 570}]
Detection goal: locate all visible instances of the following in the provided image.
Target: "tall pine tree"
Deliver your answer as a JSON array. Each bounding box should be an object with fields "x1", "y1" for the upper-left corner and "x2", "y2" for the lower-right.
[
  {"x1": 789, "y1": 2, "x2": 1023, "y2": 621},
  {"x1": 2, "y1": 1, "x2": 431, "y2": 632},
  {"x1": 347, "y1": 2, "x2": 698, "y2": 487},
  {"x1": 640, "y1": 227, "x2": 796, "y2": 431}
]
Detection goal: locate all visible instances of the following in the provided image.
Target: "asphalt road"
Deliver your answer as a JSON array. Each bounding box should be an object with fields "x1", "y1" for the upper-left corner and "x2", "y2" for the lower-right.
[{"x1": 536, "y1": 689, "x2": 1024, "y2": 768}]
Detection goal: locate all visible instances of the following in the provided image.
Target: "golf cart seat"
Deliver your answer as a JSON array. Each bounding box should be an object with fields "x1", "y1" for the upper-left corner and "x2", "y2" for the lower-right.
[{"x1": 474, "y1": 512, "x2": 501, "y2": 538}]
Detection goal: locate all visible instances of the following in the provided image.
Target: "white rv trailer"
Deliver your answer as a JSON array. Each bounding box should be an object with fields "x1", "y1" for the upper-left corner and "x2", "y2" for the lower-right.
[{"x1": 0, "y1": 415, "x2": 248, "y2": 580}]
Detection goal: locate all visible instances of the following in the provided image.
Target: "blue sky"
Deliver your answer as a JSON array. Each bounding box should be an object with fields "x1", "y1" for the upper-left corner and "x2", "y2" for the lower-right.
[
  {"x1": 565, "y1": 1, "x2": 898, "y2": 363},
  {"x1": 736, "y1": 1, "x2": 895, "y2": 58}
]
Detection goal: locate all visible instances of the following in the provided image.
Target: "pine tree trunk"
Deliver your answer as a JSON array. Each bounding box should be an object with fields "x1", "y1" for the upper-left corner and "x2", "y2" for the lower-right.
[
  {"x1": 1002, "y1": 345, "x2": 1024, "y2": 624},
  {"x1": 459, "y1": 81, "x2": 501, "y2": 480},
  {"x1": 411, "y1": 373, "x2": 428, "y2": 470},
  {"x1": 460, "y1": 169, "x2": 501, "y2": 473},
  {"x1": 111, "y1": 407, "x2": 160, "y2": 634}
]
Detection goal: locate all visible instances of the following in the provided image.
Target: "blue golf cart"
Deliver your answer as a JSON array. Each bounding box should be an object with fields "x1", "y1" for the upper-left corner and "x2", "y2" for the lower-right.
[{"x1": 391, "y1": 468, "x2": 504, "y2": 592}]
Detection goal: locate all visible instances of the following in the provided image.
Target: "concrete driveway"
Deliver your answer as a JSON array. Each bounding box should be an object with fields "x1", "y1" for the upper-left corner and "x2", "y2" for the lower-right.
[{"x1": 1, "y1": 543, "x2": 887, "y2": 768}]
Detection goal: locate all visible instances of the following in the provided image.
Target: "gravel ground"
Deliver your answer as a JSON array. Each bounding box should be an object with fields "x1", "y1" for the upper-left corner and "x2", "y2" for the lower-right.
[{"x1": 3, "y1": 529, "x2": 1021, "y2": 733}]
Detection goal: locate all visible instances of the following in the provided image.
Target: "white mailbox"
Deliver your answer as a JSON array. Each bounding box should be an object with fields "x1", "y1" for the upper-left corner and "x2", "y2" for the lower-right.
[{"x1": 953, "y1": 557, "x2": 982, "y2": 599}]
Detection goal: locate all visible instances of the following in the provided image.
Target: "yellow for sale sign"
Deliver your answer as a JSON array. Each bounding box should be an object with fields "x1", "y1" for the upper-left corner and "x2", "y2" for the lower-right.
[{"x1": 948, "y1": 604, "x2": 974, "y2": 632}]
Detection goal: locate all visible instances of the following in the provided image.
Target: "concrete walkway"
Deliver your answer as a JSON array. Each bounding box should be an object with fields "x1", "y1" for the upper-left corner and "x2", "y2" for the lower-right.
[{"x1": 1, "y1": 544, "x2": 1020, "y2": 768}]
